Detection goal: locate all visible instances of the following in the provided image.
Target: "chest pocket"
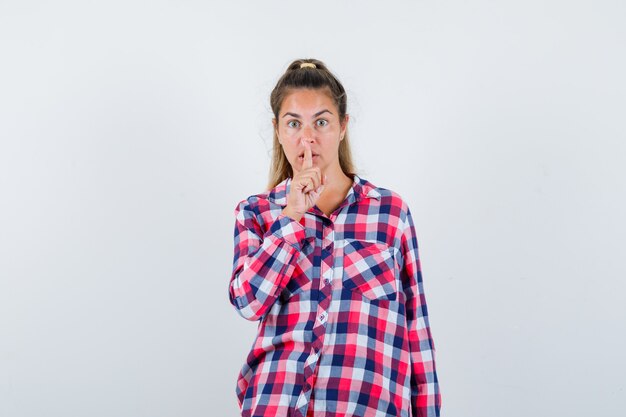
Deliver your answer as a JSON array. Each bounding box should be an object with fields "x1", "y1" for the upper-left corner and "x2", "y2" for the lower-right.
[{"x1": 342, "y1": 239, "x2": 398, "y2": 301}]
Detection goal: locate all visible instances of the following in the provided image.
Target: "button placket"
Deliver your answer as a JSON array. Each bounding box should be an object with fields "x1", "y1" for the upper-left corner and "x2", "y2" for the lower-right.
[
  {"x1": 318, "y1": 229, "x2": 334, "y2": 321},
  {"x1": 318, "y1": 311, "x2": 327, "y2": 324},
  {"x1": 299, "y1": 223, "x2": 334, "y2": 415},
  {"x1": 322, "y1": 229, "x2": 334, "y2": 286}
]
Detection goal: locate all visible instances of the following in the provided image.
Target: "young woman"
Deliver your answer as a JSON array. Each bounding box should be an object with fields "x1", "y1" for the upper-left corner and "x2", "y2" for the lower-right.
[{"x1": 228, "y1": 59, "x2": 441, "y2": 417}]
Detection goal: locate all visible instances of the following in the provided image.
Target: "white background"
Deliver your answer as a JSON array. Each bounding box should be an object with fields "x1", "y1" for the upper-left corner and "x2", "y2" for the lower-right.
[{"x1": 1, "y1": 1, "x2": 625, "y2": 416}]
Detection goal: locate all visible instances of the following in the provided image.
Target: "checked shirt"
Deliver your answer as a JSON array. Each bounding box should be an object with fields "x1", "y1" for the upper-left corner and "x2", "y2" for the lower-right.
[{"x1": 228, "y1": 173, "x2": 441, "y2": 417}]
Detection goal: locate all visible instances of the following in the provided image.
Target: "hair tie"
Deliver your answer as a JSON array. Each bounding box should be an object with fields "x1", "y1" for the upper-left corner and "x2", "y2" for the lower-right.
[{"x1": 300, "y1": 62, "x2": 316, "y2": 69}]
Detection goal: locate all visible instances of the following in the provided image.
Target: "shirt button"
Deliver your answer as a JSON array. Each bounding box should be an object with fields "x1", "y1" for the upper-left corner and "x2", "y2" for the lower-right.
[
  {"x1": 319, "y1": 312, "x2": 327, "y2": 323},
  {"x1": 324, "y1": 277, "x2": 331, "y2": 285}
]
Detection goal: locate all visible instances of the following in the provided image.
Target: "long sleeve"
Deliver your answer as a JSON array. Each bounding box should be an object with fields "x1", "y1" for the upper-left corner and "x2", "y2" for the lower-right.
[
  {"x1": 399, "y1": 205, "x2": 441, "y2": 417},
  {"x1": 228, "y1": 198, "x2": 307, "y2": 321}
]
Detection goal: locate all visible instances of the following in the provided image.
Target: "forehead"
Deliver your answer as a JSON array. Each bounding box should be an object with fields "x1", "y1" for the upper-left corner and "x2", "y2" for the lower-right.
[{"x1": 281, "y1": 88, "x2": 336, "y2": 115}]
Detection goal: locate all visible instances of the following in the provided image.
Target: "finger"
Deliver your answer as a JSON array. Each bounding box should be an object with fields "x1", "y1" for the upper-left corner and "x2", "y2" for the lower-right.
[
  {"x1": 298, "y1": 178, "x2": 312, "y2": 193},
  {"x1": 302, "y1": 138, "x2": 313, "y2": 169},
  {"x1": 305, "y1": 177, "x2": 315, "y2": 193},
  {"x1": 314, "y1": 167, "x2": 323, "y2": 187},
  {"x1": 301, "y1": 168, "x2": 321, "y2": 190},
  {"x1": 298, "y1": 176, "x2": 311, "y2": 193},
  {"x1": 310, "y1": 176, "x2": 319, "y2": 194},
  {"x1": 304, "y1": 172, "x2": 320, "y2": 191}
]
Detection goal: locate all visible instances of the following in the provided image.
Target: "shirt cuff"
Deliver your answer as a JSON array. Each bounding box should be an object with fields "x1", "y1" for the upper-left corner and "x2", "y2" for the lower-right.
[{"x1": 268, "y1": 212, "x2": 307, "y2": 251}]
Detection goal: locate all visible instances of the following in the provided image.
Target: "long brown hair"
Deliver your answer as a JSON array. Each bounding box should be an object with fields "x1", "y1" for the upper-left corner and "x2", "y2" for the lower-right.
[{"x1": 266, "y1": 58, "x2": 357, "y2": 191}]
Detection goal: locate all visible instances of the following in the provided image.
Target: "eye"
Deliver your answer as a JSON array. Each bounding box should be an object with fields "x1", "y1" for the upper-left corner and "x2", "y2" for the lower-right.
[
  {"x1": 287, "y1": 120, "x2": 300, "y2": 128},
  {"x1": 317, "y1": 119, "x2": 329, "y2": 127}
]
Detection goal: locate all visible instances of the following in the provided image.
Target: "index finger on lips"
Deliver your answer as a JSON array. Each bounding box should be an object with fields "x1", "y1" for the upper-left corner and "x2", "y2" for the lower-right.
[{"x1": 302, "y1": 139, "x2": 313, "y2": 169}]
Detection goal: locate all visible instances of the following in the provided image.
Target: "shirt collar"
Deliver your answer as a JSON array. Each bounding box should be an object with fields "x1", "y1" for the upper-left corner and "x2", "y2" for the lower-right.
[{"x1": 267, "y1": 173, "x2": 381, "y2": 207}]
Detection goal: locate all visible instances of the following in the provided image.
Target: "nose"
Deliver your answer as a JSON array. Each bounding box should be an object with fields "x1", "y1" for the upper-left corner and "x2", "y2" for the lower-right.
[{"x1": 301, "y1": 124, "x2": 315, "y2": 140}]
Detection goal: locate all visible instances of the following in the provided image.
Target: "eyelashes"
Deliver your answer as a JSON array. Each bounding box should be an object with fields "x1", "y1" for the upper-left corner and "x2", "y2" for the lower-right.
[{"x1": 287, "y1": 119, "x2": 329, "y2": 129}]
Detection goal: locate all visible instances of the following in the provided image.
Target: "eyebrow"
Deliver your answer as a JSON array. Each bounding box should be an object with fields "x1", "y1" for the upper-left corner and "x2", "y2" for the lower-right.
[{"x1": 281, "y1": 109, "x2": 333, "y2": 118}]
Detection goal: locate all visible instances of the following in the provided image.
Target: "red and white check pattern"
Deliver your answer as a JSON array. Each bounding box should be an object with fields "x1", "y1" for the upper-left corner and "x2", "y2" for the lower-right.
[{"x1": 228, "y1": 174, "x2": 441, "y2": 417}]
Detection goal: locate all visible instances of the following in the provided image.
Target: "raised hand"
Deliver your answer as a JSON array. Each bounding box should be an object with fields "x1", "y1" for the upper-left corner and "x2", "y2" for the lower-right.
[{"x1": 283, "y1": 138, "x2": 327, "y2": 221}]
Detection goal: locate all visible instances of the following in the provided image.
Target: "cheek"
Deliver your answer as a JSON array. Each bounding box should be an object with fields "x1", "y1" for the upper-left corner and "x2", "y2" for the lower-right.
[{"x1": 281, "y1": 144, "x2": 297, "y2": 159}]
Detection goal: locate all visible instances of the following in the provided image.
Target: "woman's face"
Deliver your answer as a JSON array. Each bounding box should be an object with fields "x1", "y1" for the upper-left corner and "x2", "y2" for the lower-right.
[{"x1": 273, "y1": 88, "x2": 348, "y2": 176}]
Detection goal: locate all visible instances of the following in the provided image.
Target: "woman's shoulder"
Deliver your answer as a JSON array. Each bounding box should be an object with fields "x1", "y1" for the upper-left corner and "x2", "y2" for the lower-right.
[
  {"x1": 233, "y1": 178, "x2": 289, "y2": 217},
  {"x1": 359, "y1": 175, "x2": 412, "y2": 214}
]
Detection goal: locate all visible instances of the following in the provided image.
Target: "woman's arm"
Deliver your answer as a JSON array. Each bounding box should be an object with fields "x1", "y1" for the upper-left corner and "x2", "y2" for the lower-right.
[
  {"x1": 399, "y1": 204, "x2": 442, "y2": 417},
  {"x1": 228, "y1": 198, "x2": 307, "y2": 321}
]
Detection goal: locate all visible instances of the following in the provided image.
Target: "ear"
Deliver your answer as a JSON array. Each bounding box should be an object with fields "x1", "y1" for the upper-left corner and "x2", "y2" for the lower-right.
[{"x1": 340, "y1": 113, "x2": 349, "y2": 140}]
